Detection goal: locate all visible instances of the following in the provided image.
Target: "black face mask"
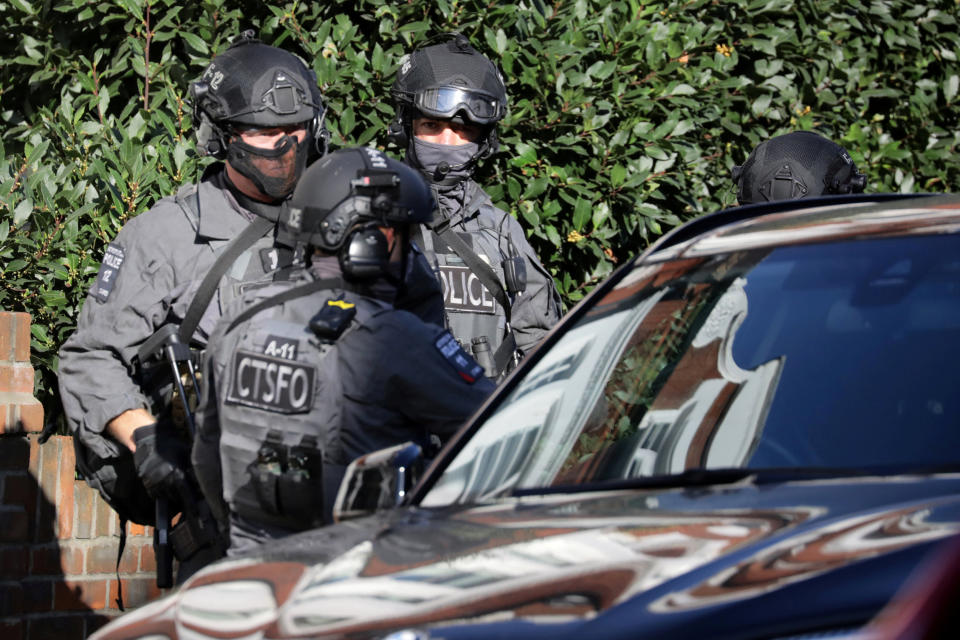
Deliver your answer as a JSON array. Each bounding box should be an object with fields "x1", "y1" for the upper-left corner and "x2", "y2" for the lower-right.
[{"x1": 226, "y1": 133, "x2": 309, "y2": 201}]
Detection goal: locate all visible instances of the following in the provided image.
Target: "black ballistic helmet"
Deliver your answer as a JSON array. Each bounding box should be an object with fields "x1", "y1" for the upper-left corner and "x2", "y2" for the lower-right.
[
  {"x1": 286, "y1": 147, "x2": 435, "y2": 279},
  {"x1": 389, "y1": 33, "x2": 507, "y2": 163},
  {"x1": 190, "y1": 31, "x2": 328, "y2": 159},
  {"x1": 733, "y1": 131, "x2": 867, "y2": 205}
]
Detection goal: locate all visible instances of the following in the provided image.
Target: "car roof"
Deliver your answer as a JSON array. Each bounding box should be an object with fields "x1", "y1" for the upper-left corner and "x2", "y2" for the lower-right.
[{"x1": 651, "y1": 193, "x2": 960, "y2": 260}]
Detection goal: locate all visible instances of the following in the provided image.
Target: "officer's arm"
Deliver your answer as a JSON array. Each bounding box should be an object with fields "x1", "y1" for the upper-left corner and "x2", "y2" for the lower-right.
[
  {"x1": 384, "y1": 318, "x2": 496, "y2": 438},
  {"x1": 57, "y1": 213, "x2": 179, "y2": 454},
  {"x1": 502, "y1": 216, "x2": 563, "y2": 354}
]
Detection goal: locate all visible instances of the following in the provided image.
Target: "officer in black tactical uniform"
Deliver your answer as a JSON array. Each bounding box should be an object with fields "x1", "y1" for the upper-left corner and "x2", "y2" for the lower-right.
[
  {"x1": 191, "y1": 147, "x2": 495, "y2": 555},
  {"x1": 57, "y1": 32, "x2": 329, "y2": 578},
  {"x1": 389, "y1": 34, "x2": 562, "y2": 380},
  {"x1": 732, "y1": 131, "x2": 867, "y2": 204}
]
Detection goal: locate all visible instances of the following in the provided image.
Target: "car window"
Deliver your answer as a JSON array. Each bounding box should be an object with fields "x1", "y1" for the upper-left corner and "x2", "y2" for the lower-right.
[{"x1": 423, "y1": 233, "x2": 960, "y2": 507}]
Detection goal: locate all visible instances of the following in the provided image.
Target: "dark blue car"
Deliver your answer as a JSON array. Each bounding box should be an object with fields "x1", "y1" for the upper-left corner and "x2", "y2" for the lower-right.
[{"x1": 93, "y1": 193, "x2": 960, "y2": 640}]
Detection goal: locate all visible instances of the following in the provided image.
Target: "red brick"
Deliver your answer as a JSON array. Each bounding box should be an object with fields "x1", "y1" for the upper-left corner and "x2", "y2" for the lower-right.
[
  {"x1": 73, "y1": 481, "x2": 94, "y2": 540},
  {"x1": 54, "y1": 578, "x2": 107, "y2": 611},
  {"x1": 35, "y1": 439, "x2": 57, "y2": 544},
  {"x1": 118, "y1": 539, "x2": 142, "y2": 574},
  {"x1": 139, "y1": 541, "x2": 157, "y2": 572},
  {"x1": 3, "y1": 472, "x2": 37, "y2": 511},
  {"x1": 0, "y1": 365, "x2": 34, "y2": 394},
  {"x1": 0, "y1": 546, "x2": 28, "y2": 579},
  {"x1": 28, "y1": 613, "x2": 86, "y2": 640},
  {"x1": 12, "y1": 313, "x2": 30, "y2": 363},
  {"x1": 95, "y1": 492, "x2": 115, "y2": 537},
  {"x1": 0, "y1": 618, "x2": 22, "y2": 640},
  {"x1": 28, "y1": 435, "x2": 40, "y2": 476},
  {"x1": 0, "y1": 313, "x2": 13, "y2": 361},
  {"x1": 128, "y1": 522, "x2": 149, "y2": 537},
  {"x1": 0, "y1": 507, "x2": 29, "y2": 543},
  {"x1": 0, "y1": 582, "x2": 24, "y2": 615},
  {"x1": 18, "y1": 401, "x2": 43, "y2": 434},
  {"x1": 86, "y1": 541, "x2": 124, "y2": 575},
  {"x1": 0, "y1": 436, "x2": 29, "y2": 470},
  {"x1": 109, "y1": 577, "x2": 165, "y2": 612},
  {"x1": 31, "y1": 544, "x2": 84, "y2": 576},
  {"x1": 57, "y1": 444, "x2": 77, "y2": 541},
  {"x1": 20, "y1": 579, "x2": 51, "y2": 613}
]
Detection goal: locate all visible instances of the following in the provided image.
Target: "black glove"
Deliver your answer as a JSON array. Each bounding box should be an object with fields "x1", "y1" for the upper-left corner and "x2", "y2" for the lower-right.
[{"x1": 132, "y1": 423, "x2": 191, "y2": 506}]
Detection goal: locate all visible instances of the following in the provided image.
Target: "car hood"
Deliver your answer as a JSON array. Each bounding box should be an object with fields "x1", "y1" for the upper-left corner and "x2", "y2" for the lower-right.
[{"x1": 93, "y1": 473, "x2": 960, "y2": 639}]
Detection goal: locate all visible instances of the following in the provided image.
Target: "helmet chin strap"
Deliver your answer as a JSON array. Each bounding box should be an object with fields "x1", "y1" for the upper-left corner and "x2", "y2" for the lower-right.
[{"x1": 226, "y1": 134, "x2": 309, "y2": 200}]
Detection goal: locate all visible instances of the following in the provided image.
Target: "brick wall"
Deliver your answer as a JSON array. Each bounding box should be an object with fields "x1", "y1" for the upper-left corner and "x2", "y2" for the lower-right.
[{"x1": 0, "y1": 312, "x2": 164, "y2": 639}]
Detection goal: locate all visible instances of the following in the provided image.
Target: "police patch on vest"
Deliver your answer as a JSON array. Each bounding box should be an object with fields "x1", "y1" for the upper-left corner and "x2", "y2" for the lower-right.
[
  {"x1": 263, "y1": 335, "x2": 298, "y2": 360},
  {"x1": 92, "y1": 243, "x2": 125, "y2": 303},
  {"x1": 438, "y1": 265, "x2": 496, "y2": 314},
  {"x1": 435, "y1": 331, "x2": 484, "y2": 384},
  {"x1": 226, "y1": 350, "x2": 315, "y2": 413}
]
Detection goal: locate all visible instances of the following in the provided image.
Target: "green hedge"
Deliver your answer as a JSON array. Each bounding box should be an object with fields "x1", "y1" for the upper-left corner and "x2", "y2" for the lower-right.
[{"x1": 1, "y1": 0, "x2": 958, "y2": 423}]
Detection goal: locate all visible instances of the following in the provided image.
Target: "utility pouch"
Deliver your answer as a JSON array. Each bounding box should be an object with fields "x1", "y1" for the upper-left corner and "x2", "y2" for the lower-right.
[
  {"x1": 250, "y1": 432, "x2": 285, "y2": 516},
  {"x1": 277, "y1": 437, "x2": 325, "y2": 526},
  {"x1": 502, "y1": 255, "x2": 527, "y2": 296}
]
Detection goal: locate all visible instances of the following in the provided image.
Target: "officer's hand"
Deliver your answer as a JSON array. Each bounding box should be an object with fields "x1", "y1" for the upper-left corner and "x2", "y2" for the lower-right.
[{"x1": 132, "y1": 423, "x2": 191, "y2": 506}]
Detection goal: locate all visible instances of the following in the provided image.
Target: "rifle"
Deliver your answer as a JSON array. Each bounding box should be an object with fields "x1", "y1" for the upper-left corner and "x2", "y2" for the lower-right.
[{"x1": 136, "y1": 324, "x2": 220, "y2": 588}]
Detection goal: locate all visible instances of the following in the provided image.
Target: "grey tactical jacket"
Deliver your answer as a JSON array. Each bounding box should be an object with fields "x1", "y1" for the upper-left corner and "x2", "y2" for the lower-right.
[
  {"x1": 58, "y1": 166, "x2": 285, "y2": 519},
  {"x1": 191, "y1": 262, "x2": 494, "y2": 553},
  {"x1": 417, "y1": 179, "x2": 562, "y2": 375}
]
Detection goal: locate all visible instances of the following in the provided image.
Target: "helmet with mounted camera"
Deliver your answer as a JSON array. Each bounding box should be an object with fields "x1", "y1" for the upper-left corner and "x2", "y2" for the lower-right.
[
  {"x1": 190, "y1": 31, "x2": 328, "y2": 159},
  {"x1": 733, "y1": 131, "x2": 867, "y2": 205},
  {"x1": 285, "y1": 147, "x2": 435, "y2": 279}
]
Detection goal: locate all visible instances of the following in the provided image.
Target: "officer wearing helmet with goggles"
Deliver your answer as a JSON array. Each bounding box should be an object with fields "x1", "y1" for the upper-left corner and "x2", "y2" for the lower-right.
[
  {"x1": 191, "y1": 147, "x2": 494, "y2": 554},
  {"x1": 389, "y1": 33, "x2": 563, "y2": 381},
  {"x1": 57, "y1": 31, "x2": 336, "y2": 581}
]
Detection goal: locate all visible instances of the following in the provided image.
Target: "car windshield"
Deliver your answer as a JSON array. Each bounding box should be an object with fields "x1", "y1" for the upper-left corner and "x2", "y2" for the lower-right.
[{"x1": 423, "y1": 232, "x2": 960, "y2": 507}]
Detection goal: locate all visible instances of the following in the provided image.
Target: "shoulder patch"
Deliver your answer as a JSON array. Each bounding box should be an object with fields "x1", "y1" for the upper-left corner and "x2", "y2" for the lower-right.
[
  {"x1": 92, "y1": 242, "x2": 125, "y2": 303},
  {"x1": 434, "y1": 331, "x2": 485, "y2": 384},
  {"x1": 225, "y1": 350, "x2": 315, "y2": 414}
]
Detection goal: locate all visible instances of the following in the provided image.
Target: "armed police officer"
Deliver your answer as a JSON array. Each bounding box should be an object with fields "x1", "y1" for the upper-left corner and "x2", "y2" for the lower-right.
[
  {"x1": 191, "y1": 147, "x2": 494, "y2": 554},
  {"x1": 389, "y1": 34, "x2": 562, "y2": 380},
  {"x1": 57, "y1": 32, "x2": 328, "y2": 579},
  {"x1": 732, "y1": 131, "x2": 867, "y2": 204}
]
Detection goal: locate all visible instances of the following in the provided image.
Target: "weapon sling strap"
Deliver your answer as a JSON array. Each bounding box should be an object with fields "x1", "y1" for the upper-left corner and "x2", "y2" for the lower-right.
[
  {"x1": 223, "y1": 277, "x2": 345, "y2": 337},
  {"x1": 432, "y1": 225, "x2": 518, "y2": 373},
  {"x1": 178, "y1": 216, "x2": 274, "y2": 344}
]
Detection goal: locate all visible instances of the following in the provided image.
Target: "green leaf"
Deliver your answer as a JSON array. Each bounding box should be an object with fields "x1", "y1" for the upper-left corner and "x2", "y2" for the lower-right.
[
  {"x1": 13, "y1": 199, "x2": 33, "y2": 225},
  {"x1": 181, "y1": 31, "x2": 209, "y2": 55},
  {"x1": 573, "y1": 197, "x2": 592, "y2": 230}
]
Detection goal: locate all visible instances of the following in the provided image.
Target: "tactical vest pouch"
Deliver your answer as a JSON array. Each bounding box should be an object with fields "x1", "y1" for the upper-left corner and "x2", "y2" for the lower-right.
[
  {"x1": 249, "y1": 433, "x2": 284, "y2": 516},
  {"x1": 501, "y1": 255, "x2": 527, "y2": 296},
  {"x1": 277, "y1": 439, "x2": 325, "y2": 527}
]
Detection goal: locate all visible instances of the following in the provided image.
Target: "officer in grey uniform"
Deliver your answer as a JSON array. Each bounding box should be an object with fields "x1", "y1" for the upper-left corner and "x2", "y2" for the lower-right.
[
  {"x1": 732, "y1": 131, "x2": 867, "y2": 204},
  {"x1": 389, "y1": 33, "x2": 563, "y2": 380},
  {"x1": 192, "y1": 147, "x2": 495, "y2": 554},
  {"x1": 57, "y1": 33, "x2": 328, "y2": 562}
]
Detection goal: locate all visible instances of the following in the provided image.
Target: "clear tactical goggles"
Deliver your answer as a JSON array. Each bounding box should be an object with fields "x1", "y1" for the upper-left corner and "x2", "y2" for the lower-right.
[{"x1": 414, "y1": 86, "x2": 504, "y2": 124}]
